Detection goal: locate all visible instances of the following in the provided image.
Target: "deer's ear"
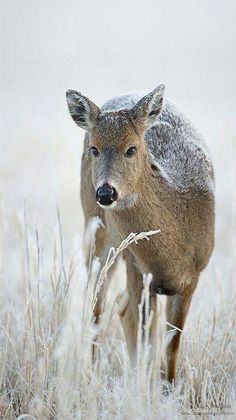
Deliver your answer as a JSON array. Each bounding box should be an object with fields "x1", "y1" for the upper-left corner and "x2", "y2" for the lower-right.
[
  {"x1": 66, "y1": 90, "x2": 101, "y2": 130},
  {"x1": 131, "y1": 84, "x2": 165, "y2": 128}
]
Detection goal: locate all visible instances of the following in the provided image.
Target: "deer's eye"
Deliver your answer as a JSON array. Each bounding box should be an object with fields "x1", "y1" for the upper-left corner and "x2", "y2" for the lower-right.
[
  {"x1": 125, "y1": 146, "x2": 137, "y2": 158},
  {"x1": 89, "y1": 146, "x2": 100, "y2": 157}
]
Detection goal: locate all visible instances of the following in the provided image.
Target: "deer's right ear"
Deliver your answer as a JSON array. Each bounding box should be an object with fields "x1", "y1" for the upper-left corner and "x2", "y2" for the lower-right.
[{"x1": 66, "y1": 90, "x2": 101, "y2": 131}]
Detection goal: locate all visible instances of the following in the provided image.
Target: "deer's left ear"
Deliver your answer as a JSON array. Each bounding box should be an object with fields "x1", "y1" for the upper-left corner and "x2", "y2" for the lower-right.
[
  {"x1": 131, "y1": 84, "x2": 165, "y2": 128},
  {"x1": 66, "y1": 90, "x2": 101, "y2": 131}
]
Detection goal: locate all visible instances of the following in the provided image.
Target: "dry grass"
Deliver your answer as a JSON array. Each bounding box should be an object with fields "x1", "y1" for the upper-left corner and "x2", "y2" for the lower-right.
[{"x1": 0, "y1": 198, "x2": 235, "y2": 419}]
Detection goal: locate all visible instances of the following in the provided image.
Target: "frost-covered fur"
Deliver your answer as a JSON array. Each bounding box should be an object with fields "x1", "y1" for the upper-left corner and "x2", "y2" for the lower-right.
[{"x1": 102, "y1": 94, "x2": 214, "y2": 192}]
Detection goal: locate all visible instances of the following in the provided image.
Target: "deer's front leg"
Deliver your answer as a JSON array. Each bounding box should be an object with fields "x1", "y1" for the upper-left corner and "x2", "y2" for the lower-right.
[
  {"x1": 118, "y1": 262, "x2": 144, "y2": 366},
  {"x1": 119, "y1": 261, "x2": 159, "y2": 367},
  {"x1": 165, "y1": 287, "x2": 195, "y2": 384},
  {"x1": 117, "y1": 289, "x2": 137, "y2": 364}
]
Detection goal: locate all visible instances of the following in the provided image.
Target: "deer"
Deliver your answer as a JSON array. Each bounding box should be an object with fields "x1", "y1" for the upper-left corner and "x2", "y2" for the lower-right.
[{"x1": 66, "y1": 84, "x2": 215, "y2": 384}]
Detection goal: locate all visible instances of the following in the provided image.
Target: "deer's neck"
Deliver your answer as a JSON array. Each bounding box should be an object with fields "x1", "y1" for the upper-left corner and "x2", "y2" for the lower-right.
[{"x1": 112, "y1": 157, "x2": 174, "y2": 235}]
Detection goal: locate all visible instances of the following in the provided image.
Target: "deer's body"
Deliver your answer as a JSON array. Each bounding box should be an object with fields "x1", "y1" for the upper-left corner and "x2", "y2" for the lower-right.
[{"x1": 66, "y1": 86, "x2": 215, "y2": 383}]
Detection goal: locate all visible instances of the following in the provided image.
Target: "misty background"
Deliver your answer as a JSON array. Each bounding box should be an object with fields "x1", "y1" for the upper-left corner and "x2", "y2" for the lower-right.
[{"x1": 0, "y1": 1, "x2": 235, "y2": 265}]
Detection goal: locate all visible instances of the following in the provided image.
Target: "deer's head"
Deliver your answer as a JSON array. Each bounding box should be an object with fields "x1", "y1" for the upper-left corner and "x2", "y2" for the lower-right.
[{"x1": 66, "y1": 85, "x2": 165, "y2": 210}]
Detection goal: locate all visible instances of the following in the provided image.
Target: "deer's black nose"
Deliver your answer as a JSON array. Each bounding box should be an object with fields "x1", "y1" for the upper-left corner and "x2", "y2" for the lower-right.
[{"x1": 96, "y1": 183, "x2": 118, "y2": 206}]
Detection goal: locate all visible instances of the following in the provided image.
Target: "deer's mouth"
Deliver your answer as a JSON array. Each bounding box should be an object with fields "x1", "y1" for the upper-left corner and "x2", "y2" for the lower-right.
[{"x1": 98, "y1": 201, "x2": 117, "y2": 209}]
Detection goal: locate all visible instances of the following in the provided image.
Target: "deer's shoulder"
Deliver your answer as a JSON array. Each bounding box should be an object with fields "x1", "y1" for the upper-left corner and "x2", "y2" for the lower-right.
[{"x1": 146, "y1": 99, "x2": 214, "y2": 192}]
